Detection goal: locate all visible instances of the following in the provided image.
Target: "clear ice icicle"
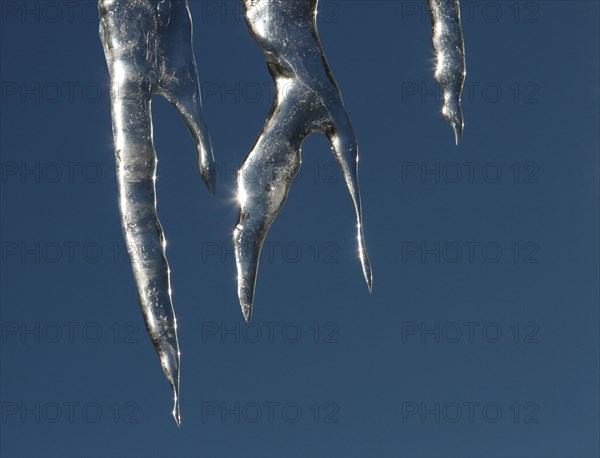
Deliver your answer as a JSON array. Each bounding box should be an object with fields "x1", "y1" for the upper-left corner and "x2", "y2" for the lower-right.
[
  {"x1": 99, "y1": 0, "x2": 215, "y2": 426},
  {"x1": 427, "y1": 0, "x2": 466, "y2": 144},
  {"x1": 233, "y1": 0, "x2": 373, "y2": 322}
]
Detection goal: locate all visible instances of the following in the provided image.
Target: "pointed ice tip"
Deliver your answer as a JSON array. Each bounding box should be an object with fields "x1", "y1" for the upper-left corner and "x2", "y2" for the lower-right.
[
  {"x1": 172, "y1": 396, "x2": 181, "y2": 427},
  {"x1": 442, "y1": 110, "x2": 463, "y2": 145},
  {"x1": 442, "y1": 96, "x2": 463, "y2": 145},
  {"x1": 202, "y1": 168, "x2": 216, "y2": 196},
  {"x1": 362, "y1": 266, "x2": 372, "y2": 293},
  {"x1": 241, "y1": 303, "x2": 253, "y2": 323},
  {"x1": 360, "y1": 257, "x2": 373, "y2": 293},
  {"x1": 452, "y1": 121, "x2": 463, "y2": 145}
]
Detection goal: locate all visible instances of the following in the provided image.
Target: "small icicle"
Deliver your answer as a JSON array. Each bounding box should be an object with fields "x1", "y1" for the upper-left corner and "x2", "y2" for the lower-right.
[{"x1": 427, "y1": 0, "x2": 466, "y2": 144}]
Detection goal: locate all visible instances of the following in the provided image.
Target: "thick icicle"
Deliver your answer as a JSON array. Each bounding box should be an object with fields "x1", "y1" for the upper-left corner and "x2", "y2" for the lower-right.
[
  {"x1": 99, "y1": 0, "x2": 215, "y2": 425},
  {"x1": 233, "y1": 0, "x2": 372, "y2": 322}
]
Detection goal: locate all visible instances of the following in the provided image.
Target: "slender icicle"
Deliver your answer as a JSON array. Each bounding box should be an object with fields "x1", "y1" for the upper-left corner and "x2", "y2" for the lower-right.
[
  {"x1": 99, "y1": 0, "x2": 215, "y2": 426},
  {"x1": 234, "y1": 0, "x2": 372, "y2": 322},
  {"x1": 427, "y1": 0, "x2": 466, "y2": 144}
]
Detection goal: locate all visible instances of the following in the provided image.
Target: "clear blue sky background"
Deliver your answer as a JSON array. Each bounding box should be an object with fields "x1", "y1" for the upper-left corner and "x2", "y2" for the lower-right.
[{"x1": 1, "y1": 1, "x2": 599, "y2": 457}]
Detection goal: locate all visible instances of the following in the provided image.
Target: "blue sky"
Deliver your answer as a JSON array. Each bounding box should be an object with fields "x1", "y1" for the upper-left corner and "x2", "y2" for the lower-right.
[{"x1": 1, "y1": 1, "x2": 599, "y2": 456}]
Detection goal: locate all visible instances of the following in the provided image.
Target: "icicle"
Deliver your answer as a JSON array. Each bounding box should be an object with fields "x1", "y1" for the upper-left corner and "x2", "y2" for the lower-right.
[
  {"x1": 99, "y1": 0, "x2": 215, "y2": 426},
  {"x1": 427, "y1": 0, "x2": 466, "y2": 144},
  {"x1": 233, "y1": 0, "x2": 372, "y2": 322}
]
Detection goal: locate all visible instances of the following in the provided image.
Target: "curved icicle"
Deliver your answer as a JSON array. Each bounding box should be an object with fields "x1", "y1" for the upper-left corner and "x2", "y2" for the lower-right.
[
  {"x1": 99, "y1": 0, "x2": 215, "y2": 426},
  {"x1": 427, "y1": 0, "x2": 466, "y2": 144},
  {"x1": 234, "y1": 0, "x2": 372, "y2": 322}
]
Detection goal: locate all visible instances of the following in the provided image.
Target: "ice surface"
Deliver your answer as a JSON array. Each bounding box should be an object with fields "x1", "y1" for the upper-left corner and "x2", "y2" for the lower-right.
[
  {"x1": 99, "y1": 0, "x2": 215, "y2": 426},
  {"x1": 427, "y1": 0, "x2": 466, "y2": 144},
  {"x1": 233, "y1": 0, "x2": 373, "y2": 322}
]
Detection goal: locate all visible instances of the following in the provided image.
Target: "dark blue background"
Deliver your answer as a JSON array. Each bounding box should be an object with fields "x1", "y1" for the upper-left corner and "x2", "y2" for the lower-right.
[{"x1": 1, "y1": 0, "x2": 599, "y2": 456}]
